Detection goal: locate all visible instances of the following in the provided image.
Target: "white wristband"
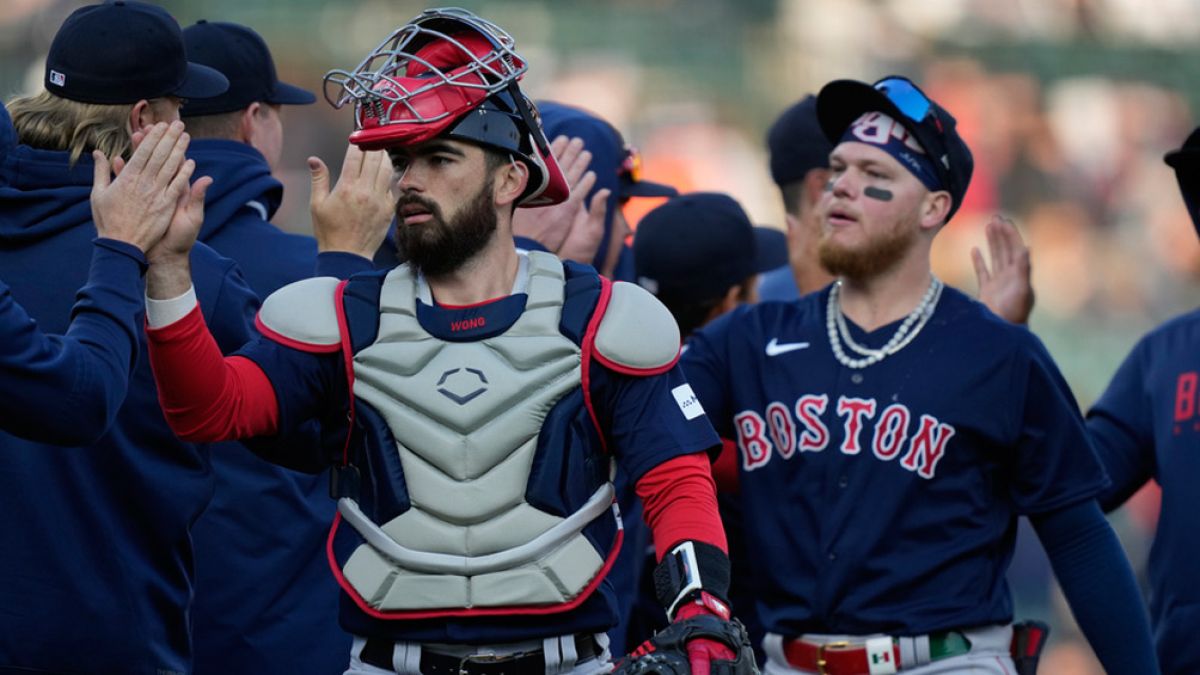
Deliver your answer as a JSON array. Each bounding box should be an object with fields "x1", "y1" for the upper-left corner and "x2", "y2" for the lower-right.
[{"x1": 146, "y1": 286, "x2": 198, "y2": 328}]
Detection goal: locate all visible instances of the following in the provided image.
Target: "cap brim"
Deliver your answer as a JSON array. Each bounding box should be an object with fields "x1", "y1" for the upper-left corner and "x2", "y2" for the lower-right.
[
  {"x1": 753, "y1": 227, "x2": 789, "y2": 273},
  {"x1": 173, "y1": 62, "x2": 229, "y2": 99},
  {"x1": 1164, "y1": 148, "x2": 1200, "y2": 169},
  {"x1": 266, "y1": 81, "x2": 317, "y2": 106},
  {"x1": 621, "y1": 178, "x2": 679, "y2": 199},
  {"x1": 816, "y1": 79, "x2": 910, "y2": 145}
]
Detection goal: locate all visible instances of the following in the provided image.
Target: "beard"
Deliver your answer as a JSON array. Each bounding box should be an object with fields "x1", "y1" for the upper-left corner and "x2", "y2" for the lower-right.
[
  {"x1": 394, "y1": 178, "x2": 498, "y2": 278},
  {"x1": 817, "y1": 217, "x2": 917, "y2": 281}
]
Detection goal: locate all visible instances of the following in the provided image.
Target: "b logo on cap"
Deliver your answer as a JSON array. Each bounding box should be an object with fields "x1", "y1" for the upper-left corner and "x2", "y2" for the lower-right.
[
  {"x1": 49, "y1": 70, "x2": 66, "y2": 87},
  {"x1": 850, "y1": 112, "x2": 924, "y2": 155}
]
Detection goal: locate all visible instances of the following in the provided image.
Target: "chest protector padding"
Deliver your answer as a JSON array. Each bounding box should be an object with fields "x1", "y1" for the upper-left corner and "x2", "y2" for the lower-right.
[{"x1": 338, "y1": 252, "x2": 614, "y2": 612}]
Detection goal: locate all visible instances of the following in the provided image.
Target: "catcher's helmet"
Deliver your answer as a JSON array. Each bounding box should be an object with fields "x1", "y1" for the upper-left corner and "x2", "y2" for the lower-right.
[{"x1": 323, "y1": 7, "x2": 567, "y2": 206}]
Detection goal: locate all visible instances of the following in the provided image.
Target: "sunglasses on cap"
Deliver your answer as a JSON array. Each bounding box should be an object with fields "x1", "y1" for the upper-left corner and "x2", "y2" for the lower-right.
[{"x1": 874, "y1": 77, "x2": 935, "y2": 125}]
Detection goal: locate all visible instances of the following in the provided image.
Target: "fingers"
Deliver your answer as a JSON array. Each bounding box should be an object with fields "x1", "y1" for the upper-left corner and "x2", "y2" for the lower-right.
[
  {"x1": 588, "y1": 188, "x2": 611, "y2": 224},
  {"x1": 688, "y1": 645, "x2": 712, "y2": 675},
  {"x1": 367, "y1": 150, "x2": 393, "y2": 193},
  {"x1": 123, "y1": 122, "x2": 168, "y2": 174},
  {"x1": 574, "y1": 171, "x2": 598, "y2": 204},
  {"x1": 548, "y1": 134, "x2": 570, "y2": 159},
  {"x1": 308, "y1": 156, "x2": 330, "y2": 206},
  {"x1": 165, "y1": 158, "x2": 197, "y2": 204},
  {"x1": 556, "y1": 137, "x2": 591, "y2": 186},
  {"x1": 970, "y1": 246, "x2": 989, "y2": 285},
  {"x1": 91, "y1": 150, "x2": 111, "y2": 194},
  {"x1": 112, "y1": 156, "x2": 126, "y2": 177},
  {"x1": 154, "y1": 128, "x2": 192, "y2": 186},
  {"x1": 986, "y1": 218, "x2": 1003, "y2": 272},
  {"x1": 141, "y1": 121, "x2": 185, "y2": 178},
  {"x1": 187, "y1": 176, "x2": 213, "y2": 219},
  {"x1": 340, "y1": 143, "x2": 366, "y2": 179}
]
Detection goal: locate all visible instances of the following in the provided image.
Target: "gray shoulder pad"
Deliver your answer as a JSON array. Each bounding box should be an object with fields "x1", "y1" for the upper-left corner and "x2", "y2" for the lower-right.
[
  {"x1": 594, "y1": 281, "x2": 681, "y2": 372},
  {"x1": 256, "y1": 277, "x2": 343, "y2": 352}
]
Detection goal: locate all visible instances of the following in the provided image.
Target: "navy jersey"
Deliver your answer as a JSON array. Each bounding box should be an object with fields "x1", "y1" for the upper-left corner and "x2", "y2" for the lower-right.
[
  {"x1": 1087, "y1": 309, "x2": 1200, "y2": 675},
  {"x1": 235, "y1": 265, "x2": 719, "y2": 644},
  {"x1": 682, "y1": 286, "x2": 1108, "y2": 636}
]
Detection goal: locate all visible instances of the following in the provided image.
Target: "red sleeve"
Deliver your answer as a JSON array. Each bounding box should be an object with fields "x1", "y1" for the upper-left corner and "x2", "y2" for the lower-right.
[
  {"x1": 712, "y1": 439, "x2": 740, "y2": 494},
  {"x1": 146, "y1": 304, "x2": 279, "y2": 441},
  {"x1": 636, "y1": 452, "x2": 728, "y2": 561}
]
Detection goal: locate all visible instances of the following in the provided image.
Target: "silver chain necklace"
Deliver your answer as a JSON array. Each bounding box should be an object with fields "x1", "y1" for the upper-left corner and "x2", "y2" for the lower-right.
[{"x1": 826, "y1": 277, "x2": 944, "y2": 369}]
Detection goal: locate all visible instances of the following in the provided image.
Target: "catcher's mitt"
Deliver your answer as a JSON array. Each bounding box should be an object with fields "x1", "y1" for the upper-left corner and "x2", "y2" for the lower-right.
[{"x1": 614, "y1": 614, "x2": 759, "y2": 675}]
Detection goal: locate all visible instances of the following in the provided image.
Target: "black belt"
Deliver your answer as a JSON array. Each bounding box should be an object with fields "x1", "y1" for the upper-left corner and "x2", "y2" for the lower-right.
[{"x1": 361, "y1": 634, "x2": 600, "y2": 675}]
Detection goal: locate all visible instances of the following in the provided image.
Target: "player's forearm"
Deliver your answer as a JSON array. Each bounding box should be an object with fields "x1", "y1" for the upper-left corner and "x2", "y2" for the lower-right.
[
  {"x1": 637, "y1": 451, "x2": 729, "y2": 560},
  {"x1": 146, "y1": 303, "x2": 280, "y2": 441},
  {"x1": 1032, "y1": 500, "x2": 1159, "y2": 675}
]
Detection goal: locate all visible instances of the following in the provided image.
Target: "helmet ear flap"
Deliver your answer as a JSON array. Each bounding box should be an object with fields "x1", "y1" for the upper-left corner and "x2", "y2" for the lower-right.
[{"x1": 520, "y1": 134, "x2": 568, "y2": 206}]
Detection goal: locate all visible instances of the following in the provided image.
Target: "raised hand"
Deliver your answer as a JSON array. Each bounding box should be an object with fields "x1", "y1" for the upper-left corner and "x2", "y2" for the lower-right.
[
  {"x1": 972, "y1": 214, "x2": 1035, "y2": 325},
  {"x1": 512, "y1": 135, "x2": 610, "y2": 265},
  {"x1": 91, "y1": 121, "x2": 195, "y2": 253},
  {"x1": 310, "y1": 144, "x2": 395, "y2": 259}
]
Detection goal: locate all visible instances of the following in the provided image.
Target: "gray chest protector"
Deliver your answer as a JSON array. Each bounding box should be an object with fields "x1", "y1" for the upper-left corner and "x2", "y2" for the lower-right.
[{"x1": 340, "y1": 252, "x2": 616, "y2": 614}]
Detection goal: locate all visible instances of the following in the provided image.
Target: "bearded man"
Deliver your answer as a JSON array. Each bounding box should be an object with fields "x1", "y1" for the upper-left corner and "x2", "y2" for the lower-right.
[
  {"x1": 680, "y1": 76, "x2": 1159, "y2": 675},
  {"x1": 140, "y1": 9, "x2": 755, "y2": 675}
]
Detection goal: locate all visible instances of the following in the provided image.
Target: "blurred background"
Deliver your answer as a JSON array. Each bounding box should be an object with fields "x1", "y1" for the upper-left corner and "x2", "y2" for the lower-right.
[{"x1": 3, "y1": 1, "x2": 1196, "y2": 672}]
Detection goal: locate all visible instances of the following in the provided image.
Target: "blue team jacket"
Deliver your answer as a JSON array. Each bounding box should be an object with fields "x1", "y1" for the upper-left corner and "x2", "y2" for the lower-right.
[
  {"x1": 0, "y1": 240, "x2": 144, "y2": 445},
  {"x1": 185, "y1": 138, "x2": 349, "y2": 675},
  {"x1": 0, "y1": 116, "x2": 259, "y2": 674}
]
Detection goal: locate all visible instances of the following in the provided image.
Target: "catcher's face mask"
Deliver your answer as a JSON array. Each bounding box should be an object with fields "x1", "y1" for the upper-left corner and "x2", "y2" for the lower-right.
[{"x1": 323, "y1": 8, "x2": 567, "y2": 206}]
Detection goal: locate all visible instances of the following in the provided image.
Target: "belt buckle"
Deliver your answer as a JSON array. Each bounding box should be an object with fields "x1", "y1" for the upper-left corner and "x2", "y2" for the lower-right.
[
  {"x1": 457, "y1": 651, "x2": 513, "y2": 675},
  {"x1": 815, "y1": 641, "x2": 850, "y2": 675}
]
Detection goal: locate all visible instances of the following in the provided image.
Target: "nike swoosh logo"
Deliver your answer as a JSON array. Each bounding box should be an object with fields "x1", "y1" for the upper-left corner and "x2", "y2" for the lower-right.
[{"x1": 766, "y1": 338, "x2": 810, "y2": 357}]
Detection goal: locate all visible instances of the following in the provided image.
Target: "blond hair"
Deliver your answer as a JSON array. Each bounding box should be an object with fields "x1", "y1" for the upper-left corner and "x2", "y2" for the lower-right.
[{"x1": 7, "y1": 90, "x2": 138, "y2": 165}]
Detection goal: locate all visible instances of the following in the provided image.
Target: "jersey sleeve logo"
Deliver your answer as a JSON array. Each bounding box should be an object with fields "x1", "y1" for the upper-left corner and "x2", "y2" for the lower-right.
[
  {"x1": 765, "y1": 338, "x2": 810, "y2": 357},
  {"x1": 671, "y1": 384, "x2": 706, "y2": 420}
]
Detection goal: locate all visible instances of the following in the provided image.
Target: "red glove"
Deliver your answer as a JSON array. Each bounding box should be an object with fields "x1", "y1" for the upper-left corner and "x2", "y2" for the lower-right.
[{"x1": 674, "y1": 593, "x2": 736, "y2": 675}]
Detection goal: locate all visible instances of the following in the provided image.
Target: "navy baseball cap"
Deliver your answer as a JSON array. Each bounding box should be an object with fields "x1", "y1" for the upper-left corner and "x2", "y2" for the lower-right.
[
  {"x1": 634, "y1": 192, "x2": 780, "y2": 303},
  {"x1": 766, "y1": 95, "x2": 833, "y2": 187},
  {"x1": 1164, "y1": 126, "x2": 1200, "y2": 169},
  {"x1": 1164, "y1": 126, "x2": 1200, "y2": 236},
  {"x1": 45, "y1": 1, "x2": 228, "y2": 105},
  {"x1": 181, "y1": 20, "x2": 316, "y2": 117},
  {"x1": 538, "y1": 101, "x2": 678, "y2": 270},
  {"x1": 816, "y1": 76, "x2": 974, "y2": 221}
]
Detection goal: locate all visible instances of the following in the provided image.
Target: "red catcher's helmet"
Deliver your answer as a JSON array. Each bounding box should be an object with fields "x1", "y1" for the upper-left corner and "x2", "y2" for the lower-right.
[{"x1": 323, "y1": 8, "x2": 567, "y2": 206}]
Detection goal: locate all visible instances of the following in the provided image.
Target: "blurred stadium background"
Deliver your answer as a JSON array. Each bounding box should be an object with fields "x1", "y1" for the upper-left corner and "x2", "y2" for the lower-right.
[{"x1": 4, "y1": 1, "x2": 1197, "y2": 672}]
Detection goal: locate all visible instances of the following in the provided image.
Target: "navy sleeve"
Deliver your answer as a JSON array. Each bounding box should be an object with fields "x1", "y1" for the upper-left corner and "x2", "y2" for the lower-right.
[
  {"x1": 1005, "y1": 336, "x2": 1110, "y2": 514},
  {"x1": 1031, "y1": 500, "x2": 1159, "y2": 674},
  {"x1": 192, "y1": 243, "x2": 258, "y2": 354},
  {"x1": 679, "y1": 309, "x2": 740, "y2": 439},
  {"x1": 592, "y1": 362, "x2": 721, "y2": 483},
  {"x1": 316, "y1": 251, "x2": 376, "y2": 279},
  {"x1": 0, "y1": 239, "x2": 145, "y2": 445},
  {"x1": 235, "y1": 337, "x2": 347, "y2": 442},
  {"x1": 1086, "y1": 340, "x2": 1155, "y2": 511}
]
